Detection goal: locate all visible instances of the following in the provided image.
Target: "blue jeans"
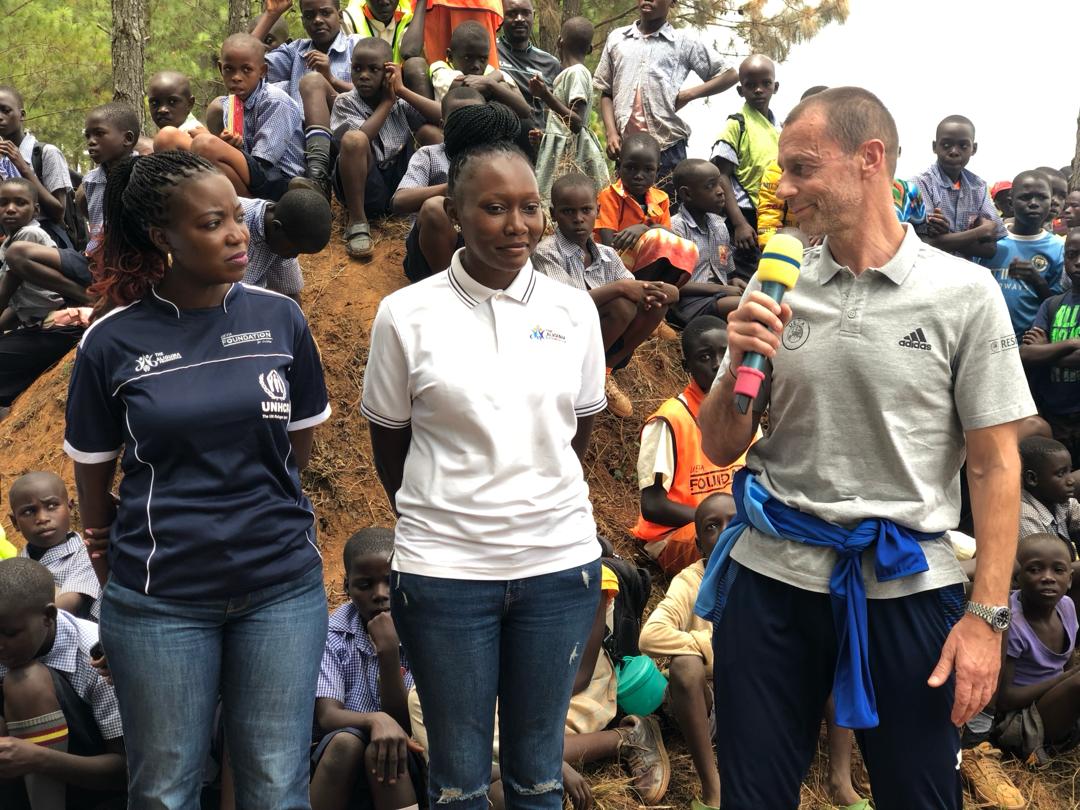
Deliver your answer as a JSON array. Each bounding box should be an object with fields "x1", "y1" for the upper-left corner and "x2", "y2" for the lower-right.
[
  {"x1": 392, "y1": 559, "x2": 601, "y2": 810},
  {"x1": 99, "y1": 565, "x2": 327, "y2": 810}
]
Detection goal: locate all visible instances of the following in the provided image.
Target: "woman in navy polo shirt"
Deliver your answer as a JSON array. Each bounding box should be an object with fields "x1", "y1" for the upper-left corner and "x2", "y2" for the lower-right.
[
  {"x1": 63, "y1": 151, "x2": 331, "y2": 809},
  {"x1": 363, "y1": 133, "x2": 607, "y2": 810}
]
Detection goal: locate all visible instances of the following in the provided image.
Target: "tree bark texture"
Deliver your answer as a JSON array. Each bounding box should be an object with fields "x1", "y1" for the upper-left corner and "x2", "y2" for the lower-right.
[
  {"x1": 228, "y1": 0, "x2": 252, "y2": 36},
  {"x1": 111, "y1": 0, "x2": 148, "y2": 130}
]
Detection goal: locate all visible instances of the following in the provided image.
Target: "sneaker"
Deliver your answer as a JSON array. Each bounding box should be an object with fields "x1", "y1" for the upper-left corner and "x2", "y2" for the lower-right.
[
  {"x1": 960, "y1": 742, "x2": 1027, "y2": 810},
  {"x1": 616, "y1": 715, "x2": 670, "y2": 805},
  {"x1": 605, "y1": 374, "x2": 633, "y2": 418},
  {"x1": 655, "y1": 321, "x2": 679, "y2": 341}
]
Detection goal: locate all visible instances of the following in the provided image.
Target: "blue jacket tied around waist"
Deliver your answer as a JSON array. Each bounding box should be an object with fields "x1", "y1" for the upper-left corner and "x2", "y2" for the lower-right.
[{"x1": 694, "y1": 468, "x2": 938, "y2": 729}]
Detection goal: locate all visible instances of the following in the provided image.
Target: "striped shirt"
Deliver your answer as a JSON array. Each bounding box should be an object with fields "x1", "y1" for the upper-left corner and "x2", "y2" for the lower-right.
[
  {"x1": 330, "y1": 93, "x2": 426, "y2": 164},
  {"x1": 593, "y1": 21, "x2": 727, "y2": 150},
  {"x1": 913, "y1": 163, "x2": 1006, "y2": 245},
  {"x1": 20, "y1": 532, "x2": 101, "y2": 620},
  {"x1": 0, "y1": 611, "x2": 123, "y2": 740},
  {"x1": 220, "y1": 81, "x2": 305, "y2": 180},
  {"x1": 316, "y1": 602, "x2": 413, "y2": 717},
  {"x1": 670, "y1": 208, "x2": 733, "y2": 284},
  {"x1": 240, "y1": 197, "x2": 304, "y2": 296},
  {"x1": 266, "y1": 31, "x2": 358, "y2": 104},
  {"x1": 532, "y1": 230, "x2": 631, "y2": 290}
]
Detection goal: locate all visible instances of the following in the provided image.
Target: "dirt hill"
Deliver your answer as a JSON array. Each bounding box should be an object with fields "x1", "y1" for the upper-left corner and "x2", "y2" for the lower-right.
[{"x1": 2, "y1": 225, "x2": 1077, "y2": 809}]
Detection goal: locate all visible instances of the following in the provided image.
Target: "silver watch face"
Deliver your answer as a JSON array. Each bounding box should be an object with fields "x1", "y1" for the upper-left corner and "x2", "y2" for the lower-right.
[{"x1": 991, "y1": 607, "x2": 1011, "y2": 631}]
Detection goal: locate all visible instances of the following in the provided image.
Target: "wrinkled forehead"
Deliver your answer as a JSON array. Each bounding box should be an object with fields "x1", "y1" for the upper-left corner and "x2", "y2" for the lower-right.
[{"x1": 778, "y1": 111, "x2": 843, "y2": 167}]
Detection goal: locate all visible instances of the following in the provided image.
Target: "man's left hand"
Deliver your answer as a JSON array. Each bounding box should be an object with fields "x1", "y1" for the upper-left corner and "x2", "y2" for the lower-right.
[{"x1": 927, "y1": 613, "x2": 1002, "y2": 726}]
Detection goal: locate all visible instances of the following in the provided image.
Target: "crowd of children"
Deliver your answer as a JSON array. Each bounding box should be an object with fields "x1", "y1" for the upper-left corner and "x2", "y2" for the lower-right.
[{"x1": 1, "y1": 0, "x2": 1080, "y2": 808}]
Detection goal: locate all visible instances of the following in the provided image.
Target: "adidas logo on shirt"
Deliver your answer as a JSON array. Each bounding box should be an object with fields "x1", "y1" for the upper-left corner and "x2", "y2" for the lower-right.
[{"x1": 898, "y1": 328, "x2": 931, "y2": 351}]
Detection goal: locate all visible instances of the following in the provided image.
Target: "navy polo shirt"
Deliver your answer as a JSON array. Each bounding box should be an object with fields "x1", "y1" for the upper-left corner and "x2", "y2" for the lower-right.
[{"x1": 64, "y1": 284, "x2": 331, "y2": 600}]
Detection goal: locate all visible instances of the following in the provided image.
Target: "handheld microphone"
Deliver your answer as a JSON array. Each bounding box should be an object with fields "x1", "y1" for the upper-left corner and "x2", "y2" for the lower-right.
[{"x1": 733, "y1": 233, "x2": 803, "y2": 414}]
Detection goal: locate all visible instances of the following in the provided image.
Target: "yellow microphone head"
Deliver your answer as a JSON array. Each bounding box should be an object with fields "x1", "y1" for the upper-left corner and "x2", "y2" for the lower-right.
[{"x1": 756, "y1": 232, "x2": 803, "y2": 290}]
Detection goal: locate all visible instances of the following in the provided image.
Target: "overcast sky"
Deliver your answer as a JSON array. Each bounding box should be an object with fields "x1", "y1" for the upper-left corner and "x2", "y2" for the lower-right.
[{"x1": 681, "y1": 0, "x2": 1079, "y2": 184}]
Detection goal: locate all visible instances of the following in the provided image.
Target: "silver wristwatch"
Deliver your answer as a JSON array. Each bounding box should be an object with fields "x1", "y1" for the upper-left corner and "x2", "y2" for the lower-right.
[{"x1": 965, "y1": 601, "x2": 1011, "y2": 632}]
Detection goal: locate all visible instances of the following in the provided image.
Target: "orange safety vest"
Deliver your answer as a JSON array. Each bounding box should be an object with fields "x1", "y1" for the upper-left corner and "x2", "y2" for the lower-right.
[{"x1": 633, "y1": 382, "x2": 748, "y2": 542}]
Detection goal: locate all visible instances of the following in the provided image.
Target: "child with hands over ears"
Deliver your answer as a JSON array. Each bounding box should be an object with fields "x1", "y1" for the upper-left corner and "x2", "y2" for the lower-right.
[{"x1": 311, "y1": 528, "x2": 423, "y2": 810}]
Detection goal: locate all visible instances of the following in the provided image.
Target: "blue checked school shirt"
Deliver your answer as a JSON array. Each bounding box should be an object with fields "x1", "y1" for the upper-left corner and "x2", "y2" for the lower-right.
[
  {"x1": 330, "y1": 92, "x2": 426, "y2": 165},
  {"x1": 913, "y1": 163, "x2": 1006, "y2": 253},
  {"x1": 316, "y1": 602, "x2": 414, "y2": 716},
  {"x1": 240, "y1": 197, "x2": 304, "y2": 297},
  {"x1": 20, "y1": 532, "x2": 102, "y2": 619},
  {"x1": 219, "y1": 81, "x2": 306, "y2": 180},
  {"x1": 266, "y1": 30, "x2": 359, "y2": 104}
]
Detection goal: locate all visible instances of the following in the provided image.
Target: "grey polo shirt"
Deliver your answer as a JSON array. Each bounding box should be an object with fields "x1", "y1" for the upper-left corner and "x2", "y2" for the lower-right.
[{"x1": 720, "y1": 224, "x2": 1036, "y2": 598}]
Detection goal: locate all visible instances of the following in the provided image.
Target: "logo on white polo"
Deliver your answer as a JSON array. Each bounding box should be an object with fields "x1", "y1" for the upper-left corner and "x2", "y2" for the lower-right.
[
  {"x1": 259, "y1": 370, "x2": 290, "y2": 420},
  {"x1": 135, "y1": 351, "x2": 182, "y2": 373},
  {"x1": 530, "y1": 324, "x2": 566, "y2": 343}
]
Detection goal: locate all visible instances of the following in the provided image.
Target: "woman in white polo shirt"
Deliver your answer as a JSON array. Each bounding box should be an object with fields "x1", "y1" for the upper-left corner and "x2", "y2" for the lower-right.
[{"x1": 362, "y1": 132, "x2": 606, "y2": 810}]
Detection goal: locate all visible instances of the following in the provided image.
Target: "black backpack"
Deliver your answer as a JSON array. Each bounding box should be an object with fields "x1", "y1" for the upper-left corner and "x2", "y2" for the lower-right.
[
  {"x1": 601, "y1": 554, "x2": 653, "y2": 662},
  {"x1": 31, "y1": 143, "x2": 88, "y2": 252}
]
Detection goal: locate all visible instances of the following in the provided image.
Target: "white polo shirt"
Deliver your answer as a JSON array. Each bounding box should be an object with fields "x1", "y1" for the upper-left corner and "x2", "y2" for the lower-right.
[{"x1": 362, "y1": 250, "x2": 607, "y2": 580}]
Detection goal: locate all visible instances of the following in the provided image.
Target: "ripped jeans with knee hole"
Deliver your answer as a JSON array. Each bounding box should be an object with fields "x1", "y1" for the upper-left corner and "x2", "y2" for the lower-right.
[{"x1": 392, "y1": 559, "x2": 601, "y2": 810}]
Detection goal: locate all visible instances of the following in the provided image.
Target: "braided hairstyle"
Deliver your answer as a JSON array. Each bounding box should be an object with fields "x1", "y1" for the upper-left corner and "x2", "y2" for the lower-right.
[
  {"x1": 91, "y1": 151, "x2": 219, "y2": 313},
  {"x1": 443, "y1": 101, "x2": 521, "y2": 161},
  {"x1": 447, "y1": 139, "x2": 532, "y2": 200}
]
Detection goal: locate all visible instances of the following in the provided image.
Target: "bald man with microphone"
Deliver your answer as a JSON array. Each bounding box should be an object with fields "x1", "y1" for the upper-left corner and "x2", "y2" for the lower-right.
[{"x1": 694, "y1": 87, "x2": 1034, "y2": 810}]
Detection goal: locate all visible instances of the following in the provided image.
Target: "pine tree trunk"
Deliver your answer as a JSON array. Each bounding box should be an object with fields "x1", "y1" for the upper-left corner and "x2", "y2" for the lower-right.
[
  {"x1": 228, "y1": 0, "x2": 252, "y2": 36},
  {"x1": 111, "y1": 0, "x2": 147, "y2": 130},
  {"x1": 534, "y1": 0, "x2": 560, "y2": 56}
]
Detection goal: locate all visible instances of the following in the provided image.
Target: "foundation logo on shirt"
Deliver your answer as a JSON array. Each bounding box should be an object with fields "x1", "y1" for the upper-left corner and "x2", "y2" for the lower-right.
[
  {"x1": 221, "y1": 330, "x2": 273, "y2": 347},
  {"x1": 530, "y1": 324, "x2": 566, "y2": 343},
  {"x1": 135, "y1": 351, "x2": 182, "y2": 373},
  {"x1": 782, "y1": 318, "x2": 810, "y2": 350},
  {"x1": 259, "y1": 369, "x2": 291, "y2": 420}
]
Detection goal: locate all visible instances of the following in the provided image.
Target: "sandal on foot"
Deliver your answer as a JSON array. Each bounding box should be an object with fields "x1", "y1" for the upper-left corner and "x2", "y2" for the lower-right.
[
  {"x1": 345, "y1": 222, "x2": 373, "y2": 259},
  {"x1": 690, "y1": 798, "x2": 719, "y2": 810}
]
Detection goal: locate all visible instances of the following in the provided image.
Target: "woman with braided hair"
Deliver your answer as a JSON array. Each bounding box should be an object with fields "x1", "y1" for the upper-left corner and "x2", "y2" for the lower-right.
[
  {"x1": 63, "y1": 151, "x2": 332, "y2": 808},
  {"x1": 364, "y1": 139, "x2": 607, "y2": 810},
  {"x1": 406, "y1": 100, "x2": 525, "y2": 282}
]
